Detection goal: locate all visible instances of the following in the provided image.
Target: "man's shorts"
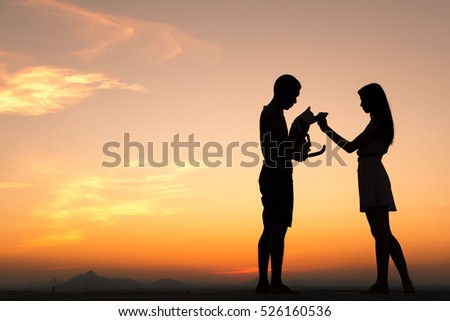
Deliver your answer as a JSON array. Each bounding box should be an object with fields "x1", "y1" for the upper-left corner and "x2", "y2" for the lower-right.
[{"x1": 258, "y1": 165, "x2": 294, "y2": 227}]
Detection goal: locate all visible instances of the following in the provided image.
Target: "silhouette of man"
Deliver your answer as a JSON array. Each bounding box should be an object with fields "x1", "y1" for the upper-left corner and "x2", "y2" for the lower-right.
[{"x1": 257, "y1": 74, "x2": 301, "y2": 293}]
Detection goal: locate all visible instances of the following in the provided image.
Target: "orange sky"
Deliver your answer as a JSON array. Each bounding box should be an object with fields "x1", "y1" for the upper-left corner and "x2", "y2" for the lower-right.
[{"x1": 0, "y1": 0, "x2": 449, "y2": 287}]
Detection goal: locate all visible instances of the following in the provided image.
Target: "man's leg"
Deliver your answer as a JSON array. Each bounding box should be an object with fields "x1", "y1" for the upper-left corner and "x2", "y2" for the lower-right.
[
  {"x1": 270, "y1": 225, "x2": 292, "y2": 293},
  {"x1": 256, "y1": 227, "x2": 271, "y2": 293}
]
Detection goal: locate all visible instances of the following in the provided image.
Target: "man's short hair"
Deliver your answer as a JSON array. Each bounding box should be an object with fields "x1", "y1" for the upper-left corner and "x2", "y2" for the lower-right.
[{"x1": 274, "y1": 74, "x2": 301, "y2": 96}]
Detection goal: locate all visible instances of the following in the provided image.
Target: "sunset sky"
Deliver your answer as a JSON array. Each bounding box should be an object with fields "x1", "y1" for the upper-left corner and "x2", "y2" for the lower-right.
[{"x1": 0, "y1": 0, "x2": 449, "y2": 288}]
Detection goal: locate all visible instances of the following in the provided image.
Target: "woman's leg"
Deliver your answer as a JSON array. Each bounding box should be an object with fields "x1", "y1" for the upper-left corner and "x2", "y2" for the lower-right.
[
  {"x1": 383, "y1": 214, "x2": 415, "y2": 293},
  {"x1": 365, "y1": 208, "x2": 390, "y2": 292},
  {"x1": 366, "y1": 207, "x2": 415, "y2": 293}
]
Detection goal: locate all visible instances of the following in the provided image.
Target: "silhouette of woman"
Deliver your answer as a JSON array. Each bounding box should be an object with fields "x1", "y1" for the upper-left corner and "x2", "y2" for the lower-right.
[{"x1": 317, "y1": 83, "x2": 415, "y2": 294}]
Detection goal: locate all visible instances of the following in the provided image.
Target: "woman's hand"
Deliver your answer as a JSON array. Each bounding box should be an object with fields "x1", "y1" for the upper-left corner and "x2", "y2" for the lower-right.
[{"x1": 316, "y1": 112, "x2": 329, "y2": 131}]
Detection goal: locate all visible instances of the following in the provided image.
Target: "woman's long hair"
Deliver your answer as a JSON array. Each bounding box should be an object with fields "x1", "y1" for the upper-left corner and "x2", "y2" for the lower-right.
[{"x1": 358, "y1": 83, "x2": 395, "y2": 145}]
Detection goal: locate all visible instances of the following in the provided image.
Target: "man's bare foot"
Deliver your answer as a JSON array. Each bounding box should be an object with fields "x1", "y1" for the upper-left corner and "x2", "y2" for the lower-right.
[{"x1": 255, "y1": 282, "x2": 270, "y2": 293}]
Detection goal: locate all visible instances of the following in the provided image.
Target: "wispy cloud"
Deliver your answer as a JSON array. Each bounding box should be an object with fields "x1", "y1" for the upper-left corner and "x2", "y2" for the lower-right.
[
  {"x1": 2, "y1": 167, "x2": 199, "y2": 253},
  {"x1": 0, "y1": 64, "x2": 146, "y2": 116},
  {"x1": 212, "y1": 268, "x2": 258, "y2": 275},
  {"x1": 37, "y1": 168, "x2": 199, "y2": 226},
  {"x1": 0, "y1": 50, "x2": 34, "y2": 65},
  {"x1": 20, "y1": 230, "x2": 85, "y2": 248},
  {"x1": 0, "y1": 181, "x2": 35, "y2": 189},
  {"x1": 21, "y1": 0, "x2": 135, "y2": 60},
  {"x1": 20, "y1": 0, "x2": 218, "y2": 63},
  {"x1": 0, "y1": 0, "x2": 217, "y2": 116},
  {"x1": 124, "y1": 19, "x2": 218, "y2": 65}
]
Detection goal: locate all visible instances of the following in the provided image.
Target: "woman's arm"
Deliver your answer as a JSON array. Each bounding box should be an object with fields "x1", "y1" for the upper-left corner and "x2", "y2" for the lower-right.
[{"x1": 317, "y1": 114, "x2": 378, "y2": 154}]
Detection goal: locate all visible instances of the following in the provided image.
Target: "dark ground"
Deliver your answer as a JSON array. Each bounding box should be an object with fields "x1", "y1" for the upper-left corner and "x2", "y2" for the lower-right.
[{"x1": 1, "y1": 288, "x2": 449, "y2": 301}]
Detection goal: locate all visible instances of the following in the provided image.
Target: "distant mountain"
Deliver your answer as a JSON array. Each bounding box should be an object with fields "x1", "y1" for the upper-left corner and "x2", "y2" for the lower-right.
[
  {"x1": 57, "y1": 271, "x2": 143, "y2": 292},
  {"x1": 150, "y1": 278, "x2": 187, "y2": 290}
]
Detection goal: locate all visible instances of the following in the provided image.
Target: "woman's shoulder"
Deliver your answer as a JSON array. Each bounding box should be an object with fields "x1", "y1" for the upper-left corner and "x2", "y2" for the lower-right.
[
  {"x1": 361, "y1": 119, "x2": 391, "y2": 149},
  {"x1": 365, "y1": 119, "x2": 384, "y2": 134}
]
